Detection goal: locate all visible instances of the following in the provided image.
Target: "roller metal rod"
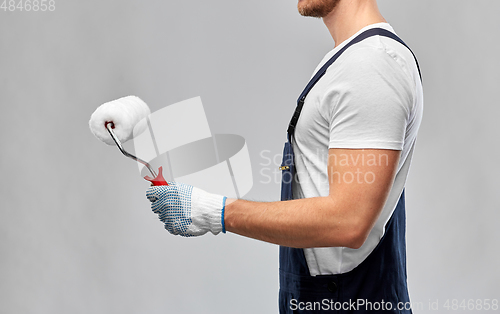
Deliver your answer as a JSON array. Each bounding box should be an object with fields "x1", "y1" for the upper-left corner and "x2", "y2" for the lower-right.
[{"x1": 105, "y1": 122, "x2": 157, "y2": 178}]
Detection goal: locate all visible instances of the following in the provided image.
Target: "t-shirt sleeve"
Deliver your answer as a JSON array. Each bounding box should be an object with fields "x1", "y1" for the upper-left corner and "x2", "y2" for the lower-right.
[{"x1": 321, "y1": 46, "x2": 414, "y2": 150}]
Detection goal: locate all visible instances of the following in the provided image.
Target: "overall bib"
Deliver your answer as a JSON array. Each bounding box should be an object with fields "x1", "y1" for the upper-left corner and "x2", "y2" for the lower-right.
[{"x1": 279, "y1": 28, "x2": 421, "y2": 313}]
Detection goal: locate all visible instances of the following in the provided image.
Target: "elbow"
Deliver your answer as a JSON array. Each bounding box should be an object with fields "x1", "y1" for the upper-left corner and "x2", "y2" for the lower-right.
[
  {"x1": 339, "y1": 204, "x2": 381, "y2": 249},
  {"x1": 321, "y1": 197, "x2": 381, "y2": 249},
  {"x1": 343, "y1": 224, "x2": 371, "y2": 250},
  {"x1": 345, "y1": 233, "x2": 368, "y2": 250}
]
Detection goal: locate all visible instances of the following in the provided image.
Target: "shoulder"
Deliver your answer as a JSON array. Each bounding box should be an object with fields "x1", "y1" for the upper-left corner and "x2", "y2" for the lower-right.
[
  {"x1": 332, "y1": 34, "x2": 418, "y2": 87},
  {"x1": 317, "y1": 38, "x2": 416, "y2": 106},
  {"x1": 314, "y1": 38, "x2": 416, "y2": 120}
]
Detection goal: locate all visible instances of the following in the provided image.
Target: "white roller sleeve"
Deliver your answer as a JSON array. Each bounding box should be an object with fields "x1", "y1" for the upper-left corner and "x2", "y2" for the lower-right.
[{"x1": 89, "y1": 96, "x2": 151, "y2": 145}]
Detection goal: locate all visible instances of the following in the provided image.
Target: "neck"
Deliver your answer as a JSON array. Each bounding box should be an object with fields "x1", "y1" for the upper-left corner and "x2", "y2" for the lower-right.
[{"x1": 323, "y1": 0, "x2": 387, "y2": 47}]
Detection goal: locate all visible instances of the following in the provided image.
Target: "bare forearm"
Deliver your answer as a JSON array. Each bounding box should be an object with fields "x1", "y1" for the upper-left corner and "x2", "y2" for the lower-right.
[
  {"x1": 224, "y1": 197, "x2": 363, "y2": 248},
  {"x1": 224, "y1": 149, "x2": 399, "y2": 248}
]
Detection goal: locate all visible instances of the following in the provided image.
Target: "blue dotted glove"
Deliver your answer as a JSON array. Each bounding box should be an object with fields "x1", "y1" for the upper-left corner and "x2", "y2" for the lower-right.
[{"x1": 146, "y1": 182, "x2": 227, "y2": 237}]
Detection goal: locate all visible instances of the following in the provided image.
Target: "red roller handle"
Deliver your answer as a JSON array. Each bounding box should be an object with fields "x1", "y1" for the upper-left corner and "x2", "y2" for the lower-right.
[{"x1": 144, "y1": 166, "x2": 168, "y2": 186}]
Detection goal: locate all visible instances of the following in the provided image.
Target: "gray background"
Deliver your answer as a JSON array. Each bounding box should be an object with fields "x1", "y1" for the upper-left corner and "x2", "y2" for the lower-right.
[{"x1": 1, "y1": 0, "x2": 499, "y2": 313}]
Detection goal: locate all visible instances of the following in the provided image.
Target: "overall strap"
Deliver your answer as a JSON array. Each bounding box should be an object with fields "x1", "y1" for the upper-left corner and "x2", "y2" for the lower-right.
[{"x1": 287, "y1": 27, "x2": 422, "y2": 138}]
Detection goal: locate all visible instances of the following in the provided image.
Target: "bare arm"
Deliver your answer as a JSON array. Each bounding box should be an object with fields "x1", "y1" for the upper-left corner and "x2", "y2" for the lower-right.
[{"x1": 224, "y1": 148, "x2": 401, "y2": 249}]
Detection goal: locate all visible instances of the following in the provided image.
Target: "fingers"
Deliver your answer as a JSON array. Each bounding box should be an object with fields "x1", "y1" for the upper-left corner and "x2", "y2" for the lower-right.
[
  {"x1": 145, "y1": 181, "x2": 196, "y2": 237},
  {"x1": 146, "y1": 182, "x2": 176, "y2": 202},
  {"x1": 146, "y1": 188, "x2": 160, "y2": 202},
  {"x1": 146, "y1": 183, "x2": 180, "y2": 216}
]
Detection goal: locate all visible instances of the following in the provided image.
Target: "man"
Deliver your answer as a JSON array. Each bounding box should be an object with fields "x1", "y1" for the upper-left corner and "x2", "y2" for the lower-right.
[{"x1": 146, "y1": 0, "x2": 423, "y2": 313}]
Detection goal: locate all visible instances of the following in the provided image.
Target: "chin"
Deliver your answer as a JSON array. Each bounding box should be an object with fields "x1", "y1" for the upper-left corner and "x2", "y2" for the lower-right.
[{"x1": 298, "y1": 0, "x2": 339, "y2": 18}]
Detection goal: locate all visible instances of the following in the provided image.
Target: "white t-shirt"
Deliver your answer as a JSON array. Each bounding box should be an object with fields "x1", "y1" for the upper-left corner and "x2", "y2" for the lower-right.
[{"x1": 292, "y1": 23, "x2": 423, "y2": 275}]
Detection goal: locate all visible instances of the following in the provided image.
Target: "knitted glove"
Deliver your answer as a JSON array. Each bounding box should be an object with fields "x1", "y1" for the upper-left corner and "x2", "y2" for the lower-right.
[{"x1": 146, "y1": 182, "x2": 227, "y2": 237}]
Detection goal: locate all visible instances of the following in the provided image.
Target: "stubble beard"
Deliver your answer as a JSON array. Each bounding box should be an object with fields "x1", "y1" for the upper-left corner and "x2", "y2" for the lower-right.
[{"x1": 297, "y1": 0, "x2": 341, "y2": 18}]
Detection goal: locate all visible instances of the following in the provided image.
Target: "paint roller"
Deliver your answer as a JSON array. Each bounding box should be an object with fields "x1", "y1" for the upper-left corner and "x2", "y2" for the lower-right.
[{"x1": 89, "y1": 96, "x2": 167, "y2": 186}]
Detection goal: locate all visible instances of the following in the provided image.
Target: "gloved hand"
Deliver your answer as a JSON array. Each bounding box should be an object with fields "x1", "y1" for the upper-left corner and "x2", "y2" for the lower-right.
[{"x1": 146, "y1": 182, "x2": 227, "y2": 237}]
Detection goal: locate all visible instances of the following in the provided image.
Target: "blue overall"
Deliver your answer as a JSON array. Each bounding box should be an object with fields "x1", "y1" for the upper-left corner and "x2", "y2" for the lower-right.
[{"x1": 279, "y1": 28, "x2": 421, "y2": 313}]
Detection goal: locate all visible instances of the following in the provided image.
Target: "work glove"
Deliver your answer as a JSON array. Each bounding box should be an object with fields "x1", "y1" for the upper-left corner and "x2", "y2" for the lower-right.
[{"x1": 146, "y1": 182, "x2": 227, "y2": 237}]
